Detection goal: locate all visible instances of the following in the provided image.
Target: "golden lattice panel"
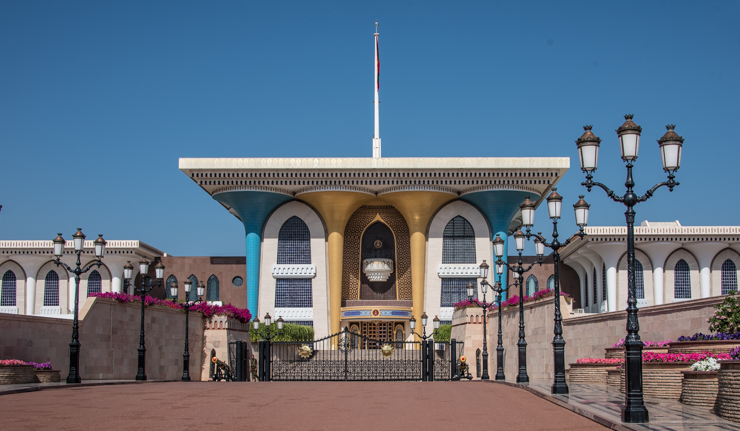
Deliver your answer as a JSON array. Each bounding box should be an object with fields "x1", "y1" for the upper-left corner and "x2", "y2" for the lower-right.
[{"x1": 342, "y1": 206, "x2": 412, "y2": 300}]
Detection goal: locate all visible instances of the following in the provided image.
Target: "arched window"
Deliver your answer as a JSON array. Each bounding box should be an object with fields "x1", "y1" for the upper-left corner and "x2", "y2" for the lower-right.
[
  {"x1": 207, "y1": 275, "x2": 219, "y2": 301},
  {"x1": 441, "y1": 216, "x2": 476, "y2": 308},
  {"x1": 165, "y1": 275, "x2": 177, "y2": 299},
  {"x1": 1, "y1": 270, "x2": 17, "y2": 307},
  {"x1": 583, "y1": 273, "x2": 589, "y2": 306},
  {"x1": 526, "y1": 275, "x2": 538, "y2": 295},
  {"x1": 87, "y1": 270, "x2": 102, "y2": 295},
  {"x1": 593, "y1": 267, "x2": 597, "y2": 305},
  {"x1": 721, "y1": 259, "x2": 738, "y2": 295},
  {"x1": 188, "y1": 275, "x2": 198, "y2": 302},
  {"x1": 276, "y1": 217, "x2": 313, "y2": 309},
  {"x1": 44, "y1": 271, "x2": 59, "y2": 307},
  {"x1": 602, "y1": 264, "x2": 607, "y2": 301},
  {"x1": 441, "y1": 278, "x2": 477, "y2": 307},
  {"x1": 277, "y1": 216, "x2": 311, "y2": 264},
  {"x1": 674, "y1": 259, "x2": 691, "y2": 299},
  {"x1": 547, "y1": 275, "x2": 555, "y2": 290},
  {"x1": 442, "y1": 216, "x2": 476, "y2": 264},
  {"x1": 635, "y1": 260, "x2": 645, "y2": 299}
]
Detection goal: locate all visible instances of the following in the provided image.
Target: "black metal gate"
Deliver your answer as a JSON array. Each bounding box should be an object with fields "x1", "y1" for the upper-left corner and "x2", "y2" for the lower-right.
[
  {"x1": 258, "y1": 327, "x2": 463, "y2": 382},
  {"x1": 228, "y1": 340, "x2": 250, "y2": 381}
]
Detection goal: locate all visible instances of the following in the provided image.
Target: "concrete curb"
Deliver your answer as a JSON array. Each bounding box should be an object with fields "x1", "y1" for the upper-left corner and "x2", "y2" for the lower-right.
[{"x1": 483, "y1": 380, "x2": 636, "y2": 431}]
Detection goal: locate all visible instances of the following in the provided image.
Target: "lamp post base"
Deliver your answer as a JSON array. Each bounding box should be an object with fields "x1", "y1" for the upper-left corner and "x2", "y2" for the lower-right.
[{"x1": 621, "y1": 406, "x2": 649, "y2": 423}]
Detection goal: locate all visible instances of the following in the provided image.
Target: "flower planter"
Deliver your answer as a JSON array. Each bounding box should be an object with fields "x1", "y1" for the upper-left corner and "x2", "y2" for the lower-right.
[
  {"x1": 668, "y1": 340, "x2": 740, "y2": 355},
  {"x1": 605, "y1": 346, "x2": 670, "y2": 359},
  {"x1": 680, "y1": 371, "x2": 718, "y2": 409},
  {"x1": 607, "y1": 368, "x2": 620, "y2": 387},
  {"x1": 567, "y1": 363, "x2": 615, "y2": 384},
  {"x1": 0, "y1": 365, "x2": 36, "y2": 384},
  {"x1": 716, "y1": 360, "x2": 740, "y2": 423},
  {"x1": 34, "y1": 369, "x2": 61, "y2": 383},
  {"x1": 619, "y1": 362, "x2": 692, "y2": 400}
]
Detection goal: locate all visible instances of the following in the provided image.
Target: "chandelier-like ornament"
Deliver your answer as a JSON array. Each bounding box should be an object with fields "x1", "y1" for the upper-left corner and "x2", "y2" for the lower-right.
[{"x1": 362, "y1": 258, "x2": 394, "y2": 282}]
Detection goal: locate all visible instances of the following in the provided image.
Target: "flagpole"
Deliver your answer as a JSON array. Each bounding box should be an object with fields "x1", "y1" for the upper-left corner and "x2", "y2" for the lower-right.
[{"x1": 373, "y1": 21, "x2": 381, "y2": 158}]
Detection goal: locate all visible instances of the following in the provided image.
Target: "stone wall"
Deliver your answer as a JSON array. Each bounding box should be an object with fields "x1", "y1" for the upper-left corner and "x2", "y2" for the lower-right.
[
  {"x1": 201, "y1": 315, "x2": 252, "y2": 380},
  {"x1": 0, "y1": 297, "x2": 204, "y2": 380},
  {"x1": 478, "y1": 295, "x2": 724, "y2": 381}
]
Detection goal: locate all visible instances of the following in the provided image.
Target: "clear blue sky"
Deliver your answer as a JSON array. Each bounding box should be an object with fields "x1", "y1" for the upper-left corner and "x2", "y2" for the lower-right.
[{"x1": 1, "y1": 1, "x2": 738, "y2": 257}]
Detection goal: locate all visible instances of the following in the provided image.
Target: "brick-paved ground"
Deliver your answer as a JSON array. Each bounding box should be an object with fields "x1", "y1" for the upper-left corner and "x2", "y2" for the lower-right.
[{"x1": 0, "y1": 381, "x2": 607, "y2": 430}]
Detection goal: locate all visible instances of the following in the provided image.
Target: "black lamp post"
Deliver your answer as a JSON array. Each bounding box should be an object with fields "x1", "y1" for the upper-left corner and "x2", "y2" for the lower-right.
[
  {"x1": 471, "y1": 261, "x2": 513, "y2": 381},
  {"x1": 576, "y1": 115, "x2": 683, "y2": 423},
  {"x1": 252, "y1": 313, "x2": 284, "y2": 341},
  {"x1": 125, "y1": 258, "x2": 165, "y2": 381},
  {"x1": 409, "y1": 312, "x2": 440, "y2": 341},
  {"x1": 519, "y1": 191, "x2": 589, "y2": 394},
  {"x1": 492, "y1": 230, "x2": 543, "y2": 383},
  {"x1": 170, "y1": 279, "x2": 205, "y2": 381},
  {"x1": 52, "y1": 229, "x2": 106, "y2": 384}
]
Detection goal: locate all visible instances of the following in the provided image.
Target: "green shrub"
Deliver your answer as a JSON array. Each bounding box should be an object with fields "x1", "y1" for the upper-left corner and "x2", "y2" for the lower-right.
[
  {"x1": 708, "y1": 290, "x2": 740, "y2": 334},
  {"x1": 250, "y1": 323, "x2": 314, "y2": 342},
  {"x1": 434, "y1": 324, "x2": 452, "y2": 342}
]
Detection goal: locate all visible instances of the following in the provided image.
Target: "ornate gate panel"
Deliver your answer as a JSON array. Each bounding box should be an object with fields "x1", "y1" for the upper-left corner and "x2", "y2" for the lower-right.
[{"x1": 270, "y1": 327, "x2": 422, "y2": 381}]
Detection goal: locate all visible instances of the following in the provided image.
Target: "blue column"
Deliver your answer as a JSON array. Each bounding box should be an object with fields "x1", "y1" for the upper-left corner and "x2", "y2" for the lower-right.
[
  {"x1": 495, "y1": 231, "x2": 509, "y2": 301},
  {"x1": 213, "y1": 191, "x2": 292, "y2": 316}
]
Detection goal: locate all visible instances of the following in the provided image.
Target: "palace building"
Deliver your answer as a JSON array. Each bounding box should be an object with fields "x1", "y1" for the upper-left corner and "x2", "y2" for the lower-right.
[{"x1": 178, "y1": 157, "x2": 569, "y2": 340}]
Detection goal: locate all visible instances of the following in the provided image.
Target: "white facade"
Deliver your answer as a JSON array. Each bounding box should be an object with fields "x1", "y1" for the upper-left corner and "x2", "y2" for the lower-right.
[
  {"x1": 0, "y1": 240, "x2": 164, "y2": 316},
  {"x1": 561, "y1": 221, "x2": 740, "y2": 313}
]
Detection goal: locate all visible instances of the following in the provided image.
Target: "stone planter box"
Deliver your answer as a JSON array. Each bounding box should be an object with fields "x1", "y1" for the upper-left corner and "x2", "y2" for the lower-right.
[
  {"x1": 605, "y1": 346, "x2": 669, "y2": 359},
  {"x1": 680, "y1": 371, "x2": 718, "y2": 409},
  {"x1": 668, "y1": 340, "x2": 740, "y2": 355},
  {"x1": 567, "y1": 363, "x2": 618, "y2": 384},
  {"x1": 607, "y1": 368, "x2": 620, "y2": 387},
  {"x1": 34, "y1": 369, "x2": 61, "y2": 383},
  {"x1": 0, "y1": 365, "x2": 36, "y2": 384},
  {"x1": 716, "y1": 360, "x2": 740, "y2": 423},
  {"x1": 619, "y1": 362, "x2": 692, "y2": 400}
]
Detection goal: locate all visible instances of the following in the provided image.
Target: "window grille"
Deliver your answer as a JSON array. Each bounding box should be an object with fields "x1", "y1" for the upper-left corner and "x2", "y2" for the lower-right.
[
  {"x1": 721, "y1": 259, "x2": 738, "y2": 295},
  {"x1": 232, "y1": 276, "x2": 243, "y2": 287},
  {"x1": 188, "y1": 275, "x2": 199, "y2": 302},
  {"x1": 277, "y1": 216, "x2": 311, "y2": 265},
  {"x1": 440, "y1": 320, "x2": 452, "y2": 326},
  {"x1": 207, "y1": 275, "x2": 220, "y2": 301},
  {"x1": 674, "y1": 259, "x2": 691, "y2": 299},
  {"x1": 441, "y1": 278, "x2": 477, "y2": 307},
  {"x1": 275, "y1": 279, "x2": 313, "y2": 308},
  {"x1": 547, "y1": 275, "x2": 554, "y2": 290},
  {"x1": 44, "y1": 271, "x2": 59, "y2": 307},
  {"x1": 87, "y1": 270, "x2": 102, "y2": 295},
  {"x1": 1, "y1": 270, "x2": 16, "y2": 307},
  {"x1": 635, "y1": 260, "x2": 645, "y2": 299},
  {"x1": 526, "y1": 275, "x2": 538, "y2": 295},
  {"x1": 584, "y1": 273, "x2": 589, "y2": 306},
  {"x1": 442, "y1": 216, "x2": 476, "y2": 264},
  {"x1": 593, "y1": 267, "x2": 597, "y2": 305},
  {"x1": 602, "y1": 264, "x2": 607, "y2": 301},
  {"x1": 165, "y1": 275, "x2": 177, "y2": 299}
]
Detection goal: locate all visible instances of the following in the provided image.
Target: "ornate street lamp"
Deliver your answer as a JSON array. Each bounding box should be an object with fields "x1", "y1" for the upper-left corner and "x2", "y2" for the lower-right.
[
  {"x1": 409, "y1": 312, "x2": 440, "y2": 341},
  {"x1": 577, "y1": 115, "x2": 682, "y2": 423},
  {"x1": 126, "y1": 258, "x2": 165, "y2": 381},
  {"x1": 520, "y1": 189, "x2": 589, "y2": 394},
  {"x1": 492, "y1": 231, "x2": 543, "y2": 383},
  {"x1": 252, "y1": 313, "x2": 284, "y2": 341},
  {"x1": 52, "y1": 229, "x2": 106, "y2": 384},
  {"x1": 170, "y1": 278, "x2": 205, "y2": 381}
]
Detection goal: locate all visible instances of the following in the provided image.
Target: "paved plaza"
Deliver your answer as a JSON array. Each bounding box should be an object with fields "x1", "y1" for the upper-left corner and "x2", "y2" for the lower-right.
[{"x1": 0, "y1": 381, "x2": 606, "y2": 431}]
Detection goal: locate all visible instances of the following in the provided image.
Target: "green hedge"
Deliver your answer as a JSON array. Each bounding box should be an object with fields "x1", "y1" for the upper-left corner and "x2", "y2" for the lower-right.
[{"x1": 250, "y1": 323, "x2": 314, "y2": 342}]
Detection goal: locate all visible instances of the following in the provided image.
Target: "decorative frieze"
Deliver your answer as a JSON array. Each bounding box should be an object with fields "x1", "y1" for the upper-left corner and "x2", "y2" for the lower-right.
[
  {"x1": 274, "y1": 307, "x2": 314, "y2": 320},
  {"x1": 437, "y1": 264, "x2": 481, "y2": 278},
  {"x1": 271, "y1": 264, "x2": 316, "y2": 279}
]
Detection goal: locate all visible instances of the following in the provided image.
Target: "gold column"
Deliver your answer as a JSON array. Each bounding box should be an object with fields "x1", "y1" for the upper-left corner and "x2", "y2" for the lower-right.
[
  {"x1": 298, "y1": 192, "x2": 371, "y2": 338},
  {"x1": 379, "y1": 192, "x2": 456, "y2": 332}
]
